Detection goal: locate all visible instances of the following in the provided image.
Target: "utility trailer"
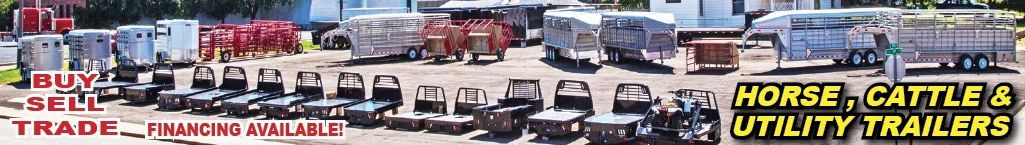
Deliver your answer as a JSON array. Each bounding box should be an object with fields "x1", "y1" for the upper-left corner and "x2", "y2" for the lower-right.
[
  {"x1": 344, "y1": 75, "x2": 405, "y2": 125},
  {"x1": 116, "y1": 26, "x2": 157, "y2": 68},
  {"x1": 258, "y1": 72, "x2": 324, "y2": 119},
  {"x1": 66, "y1": 30, "x2": 112, "y2": 72},
  {"x1": 847, "y1": 9, "x2": 1018, "y2": 71},
  {"x1": 157, "y1": 66, "x2": 217, "y2": 110},
  {"x1": 473, "y1": 79, "x2": 543, "y2": 136},
  {"x1": 543, "y1": 11, "x2": 603, "y2": 67},
  {"x1": 741, "y1": 8, "x2": 897, "y2": 67},
  {"x1": 419, "y1": 20, "x2": 467, "y2": 61},
  {"x1": 122, "y1": 64, "x2": 176, "y2": 103},
  {"x1": 582, "y1": 83, "x2": 654, "y2": 144},
  {"x1": 187, "y1": 66, "x2": 249, "y2": 112},
  {"x1": 222, "y1": 68, "x2": 285, "y2": 116},
  {"x1": 600, "y1": 12, "x2": 678, "y2": 64},
  {"x1": 155, "y1": 20, "x2": 200, "y2": 65},
  {"x1": 302, "y1": 72, "x2": 368, "y2": 119},
  {"x1": 462, "y1": 19, "x2": 514, "y2": 61},
  {"x1": 527, "y1": 80, "x2": 596, "y2": 140},
  {"x1": 636, "y1": 89, "x2": 721, "y2": 145},
  {"x1": 16, "y1": 35, "x2": 63, "y2": 81},
  {"x1": 332, "y1": 13, "x2": 450, "y2": 61},
  {"x1": 425, "y1": 88, "x2": 488, "y2": 134},
  {"x1": 386, "y1": 86, "x2": 448, "y2": 130}
]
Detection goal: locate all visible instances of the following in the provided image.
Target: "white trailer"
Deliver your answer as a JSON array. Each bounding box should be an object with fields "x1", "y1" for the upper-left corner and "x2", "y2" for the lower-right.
[
  {"x1": 66, "y1": 29, "x2": 113, "y2": 72},
  {"x1": 156, "y1": 19, "x2": 200, "y2": 64},
  {"x1": 847, "y1": 9, "x2": 1017, "y2": 71},
  {"x1": 334, "y1": 13, "x2": 450, "y2": 61},
  {"x1": 542, "y1": 11, "x2": 603, "y2": 67},
  {"x1": 599, "y1": 12, "x2": 678, "y2": 64},
  {"x1": 16, "y1": 35, "x2": 63, "y2": 81},
  {"x1": 116, "y1": 25, "x2": 156, "y2": 68},
  {"x1": 741, "y1": 8, "x2": 897, "y2": 67}
]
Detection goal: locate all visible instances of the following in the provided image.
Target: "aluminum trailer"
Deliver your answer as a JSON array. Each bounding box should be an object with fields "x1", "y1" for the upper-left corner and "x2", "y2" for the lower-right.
[
  {"x1": 344, "y1": 75, "x2": 405, "y2": 125},
  {"x1": 527, "y1": 80, "x2": 596, "y2": 140},
  {"x1": 473, "y1": 79, "x2": 544, "y2": 136},
  {"x1": 155, "y1": 20, "x2": 200, "y2": 65},
  {"x1": 741, "y1": 8, "x2": 898, "y2": 67},
  {"x1": 187, "y1": 66, "x2": 249, "y2": 112},
  {"x1": 386, "y1": 86, "x2": 448, "y2": 130},
  {"x1": 16, "y1": 35, "x2": 63, "y2": 81},
  {"x1": 157, "y1": 66, "x2": 217, "y2": 110},
  {"x1": 258, "y1": 72, "x2": 324, "y2": 119},
  {"x1": 222, "y1": 68, "x2": 285, "y2": 116},
  {"x1": 543, "y1": 11, "x2": 603, "y2": 67},
  {"x1": 582, "y1": 83, "x2": 654, "y2": 144},
  {"x1": 636, "y1": 89, "x2": 721, "y2": 145},
  {"x1": 302, "y1": 72, "x2": 368, "y2": 119},
  {"x1": 332, "y1": 13, "x2": 450, "y2": 61},
  {"x1": 847, "y1": 9, "x2": 1017, "y2": 71},
  {"x1": 122, "y1": 64, "x2": 175, "y2": 103},
  {"x1": 66, "y1": 30, "x2": 112, "y2": 72},
  {"x1": 116, "y1": 25, "x2": 157, "y2": 68},
  {"x1": 425, "y1": 88, "x2": 489, "y2": 134},
  {"x1": 600, "y1": 12, "x2": 678, "y2": 64}
]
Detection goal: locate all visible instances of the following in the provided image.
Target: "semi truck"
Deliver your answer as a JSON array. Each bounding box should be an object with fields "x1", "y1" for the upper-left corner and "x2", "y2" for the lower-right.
[{"x1": 13, "y1": 7, "x2": 74, "y2": 37}]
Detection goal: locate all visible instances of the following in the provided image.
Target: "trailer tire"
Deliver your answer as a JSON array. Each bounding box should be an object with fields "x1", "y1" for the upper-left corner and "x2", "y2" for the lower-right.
[
  {"x1": 496, "y1": 49, "x2": 506, "y2": 61},
  {"x1": 220, "y1": 51, "x2": 232, "y2": 63},
  {"x1": 847, "y1": 51, "x2": 864, "y2": 67},
  {"x1": 293, "y1": 44, "x2": 303, "y2": 54},
  {"x1": 420, "y1": 48, "x2": 430, "y2": 60},
  {"x1": 832, "y1": 59, "x2": 844, "y2": 64},
  {"x1": 454, "y1": 50, "x2": 465, "y2": 61},
  {"x1": 864, "y1": 50, "x2": 878, "y2": 66},
  {"x1": 471, "y1": 54, "x2": 479, "y2": 61},
  {"x1": 609, "y1": 49, "x2": 622, "y2": 64},
  {"x1": 975, "y1": 54, "x2": 989, "y2": 71},
  {"x1": 545, "y1": 47, "x2": 555, "y2": 61},
  {"x1": 958, "y1": 55, "x2": 974, "y2": 71},
  {"x1": 406, "y1": 48, "x2": 420, "y2": 60}
]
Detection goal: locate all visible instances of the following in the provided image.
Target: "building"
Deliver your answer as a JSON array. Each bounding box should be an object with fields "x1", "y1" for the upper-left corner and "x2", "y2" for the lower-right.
[{"x1": 650, "y1": 0, "x2": 841, "y2": 28}]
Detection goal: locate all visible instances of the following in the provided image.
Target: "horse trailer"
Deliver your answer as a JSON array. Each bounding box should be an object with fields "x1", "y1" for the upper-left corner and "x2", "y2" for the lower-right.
[
  {"x1": 16, "y1": 35, "x2": 64, "y2": 81},
  {"x1": 116, "y1": 25, "x2": 157, "y2": 68},
  {"x1": 156, "y1": 20, "x2": 200, "y2": 64}
]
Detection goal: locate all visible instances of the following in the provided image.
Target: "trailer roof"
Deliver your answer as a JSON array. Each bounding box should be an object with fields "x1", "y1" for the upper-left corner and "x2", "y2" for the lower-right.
[
  {"x1": 19, "y1": 35, "x2": 62, "y2": 41},
  {"x1": 602, "y1": 12, "x2": 676, "y2": 28},
  {"x1": 346, "y1": 13, "x2": 449, "y2": 20},
  {"x1": 754, "y1": 8, "x2": 897, "y2": 24},
  {"x1": 545, "y1": 11, "x2": 602, "y2": 27},
  {"x1": 156, "y1": 19, "x2": 198, "y2": 24},
  {"x1": 69, "y1": 29, "x2": 112, "y2": 35},
  {"x1": 117, "y1": 25, "x2": 155, "y2": 31}
]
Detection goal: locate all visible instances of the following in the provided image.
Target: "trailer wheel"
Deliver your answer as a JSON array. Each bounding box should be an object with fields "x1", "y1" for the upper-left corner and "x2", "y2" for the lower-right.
[
  {"x1": 406, "y1": 48, "x2": 420, "y2": 60},
  {"x1": 864, "y1": 50, "x2": 878, "y2": 66},
  {"x1": 609, "y1": 49, "x2": 622, "y2": 64},
  {"x1": 471, "y1": 54, "x2": 480, "y2": 61},
  {"x1": 454, "y1": 50, "x2": 465, "y2": 61},
  {"x1": 545, "y1": 47, "x2": 555, "y2": 61},
  {"x1": 220, "y1": 51, "x2": 232, "y2": 63},
  {"x1": 293, "y1": 44, "x2": 303, "y2": 54},
  {"x1": 420, "y1": 48, "x2": 430, "y2": 60},
  {"x1": 496, "y1": 49, "x2": 506, "y2": 61},
  {"x1": 847, "y1": 51, "x2": 864, "y2": 67},
  {"x1": 975, "y1": 54, "x2": 990, "y2": 71},
  {"x1": 958, "y1": 55, "x2": 974, "y2": 71}
]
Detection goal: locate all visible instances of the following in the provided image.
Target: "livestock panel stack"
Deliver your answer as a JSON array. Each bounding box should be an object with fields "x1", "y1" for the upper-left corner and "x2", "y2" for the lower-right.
[{"x1": 198, "y1": 20, "x2": 301, "y2": 62}]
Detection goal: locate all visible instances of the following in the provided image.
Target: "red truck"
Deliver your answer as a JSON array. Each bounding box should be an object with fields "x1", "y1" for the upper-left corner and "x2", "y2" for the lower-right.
[{"x1": 14, "y1": 7, "x2": 74, "y2": 36}]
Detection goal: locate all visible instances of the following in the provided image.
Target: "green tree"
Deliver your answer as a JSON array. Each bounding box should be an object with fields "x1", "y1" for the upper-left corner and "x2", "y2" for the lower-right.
[
  {"x1": 176, "y1": 0, "x2": 200, "y2": 19},
  {"x1": 198, "y1": 0, "x2": 241, "y2": 23},
  {"x1": 240, "y1": 0, "x2": 293, "y2": 20},
  {"x1": 73, "y1": 0, "x2": 143, "y2": 29},
  {"x1": 142, "y1": 0, "x2": 179, "y2": 20},
  {"x1": 0, "y1": 0, "x2": 18, "y2": 31}
]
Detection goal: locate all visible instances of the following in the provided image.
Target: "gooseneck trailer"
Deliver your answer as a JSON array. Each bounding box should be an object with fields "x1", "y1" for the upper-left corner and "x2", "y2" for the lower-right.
[
  {"x1": 847, "y1": 9, "x2": 1017, "y2": 71},
  {"x1": 543, "y1": 11, "x2": 603, "y2": 67},
  {"x1": 600, "y1": 12, "x2": 678, "y2": 64},
  {"x1": 332, "y1": 13, "x2": 450, "y2": 61},
  {"x1": 741, "y1": 8, "x2": 898, "y2": 67}
]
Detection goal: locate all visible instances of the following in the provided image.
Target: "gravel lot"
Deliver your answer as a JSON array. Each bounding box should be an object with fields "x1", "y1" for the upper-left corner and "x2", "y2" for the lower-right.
[{"x1": 1, "y1": 43, "x2": 1023, "y2": 145}]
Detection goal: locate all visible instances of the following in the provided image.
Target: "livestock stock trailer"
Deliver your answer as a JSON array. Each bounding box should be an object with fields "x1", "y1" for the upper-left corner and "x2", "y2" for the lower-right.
[
  {"x1": 338, "y1": 13, "x2": 451, "y2": 61},
  {"x1": 743, "y1": 8, "x2": 1017, "y2": 70},
  {"x1": 542, "y1": 11, "x2": 603, "y2": 67}
]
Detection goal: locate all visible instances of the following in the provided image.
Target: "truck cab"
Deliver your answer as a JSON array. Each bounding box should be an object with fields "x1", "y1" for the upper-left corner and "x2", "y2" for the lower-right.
[{"x1": 15, "y1": 8, "x2": 75, "y2": 36}]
